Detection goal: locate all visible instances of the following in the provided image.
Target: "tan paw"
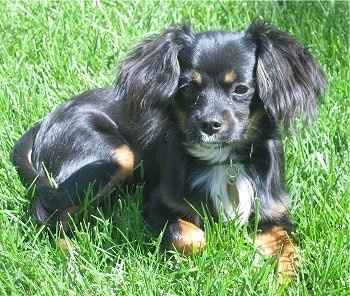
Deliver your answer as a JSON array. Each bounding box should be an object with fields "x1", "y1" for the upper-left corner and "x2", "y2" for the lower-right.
[
  {"x1": 167, "y1": 219, "x2": 206, "y2": 255},
  {"x1": 255, "y1": 226, "x2": 299, "y2": 283}
]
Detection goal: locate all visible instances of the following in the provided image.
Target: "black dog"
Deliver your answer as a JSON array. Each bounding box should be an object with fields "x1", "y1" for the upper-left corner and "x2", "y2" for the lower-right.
[{"x1": 12, "y1": 21, "x2": 327, "y2": 278}]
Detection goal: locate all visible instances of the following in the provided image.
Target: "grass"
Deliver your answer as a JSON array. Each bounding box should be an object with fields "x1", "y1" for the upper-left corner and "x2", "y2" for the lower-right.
[{"x1": 0, "y1": 0, "x2": 348, "y2": 295}]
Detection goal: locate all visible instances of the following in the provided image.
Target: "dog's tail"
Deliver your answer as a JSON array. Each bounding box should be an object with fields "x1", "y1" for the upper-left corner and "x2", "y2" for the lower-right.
[{"x1": 11, "y1": 125, "x2": 63, "y2": 226}]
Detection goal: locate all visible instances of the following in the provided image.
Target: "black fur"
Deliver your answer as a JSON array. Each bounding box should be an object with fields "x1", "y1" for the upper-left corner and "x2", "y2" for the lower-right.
[{"x1": 12, "y1": 21, "x2": 327, "y2": 267}]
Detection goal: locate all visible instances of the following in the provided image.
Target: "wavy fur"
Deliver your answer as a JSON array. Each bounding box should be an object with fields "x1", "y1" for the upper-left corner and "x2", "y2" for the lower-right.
[{"x1": 12, "y1": 21, "x2": 327, "y2": 278}]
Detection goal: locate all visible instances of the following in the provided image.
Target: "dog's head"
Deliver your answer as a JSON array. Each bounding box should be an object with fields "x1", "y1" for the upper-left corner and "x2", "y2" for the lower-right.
[
  {"x1": 117, "y1": 22, "x2": 327, "y2": 157},
  {"x1": 174, "y1": 30, "x2": 257, "y2": 155}
]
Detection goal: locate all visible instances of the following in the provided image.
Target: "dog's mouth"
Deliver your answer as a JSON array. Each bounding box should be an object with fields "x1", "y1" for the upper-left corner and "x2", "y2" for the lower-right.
[
  {"x1": 184, "y1": 142, "x2": 233, "y2": 164},
  {"x1": 185, "y1": 118, "x2": 249, "y2": 150},
  {"x1": 185, "y1": 130, "x2": 235, "y2": 149},
  {"x1": 191, "y1": 142, "x2": 228, "y2": 149}
]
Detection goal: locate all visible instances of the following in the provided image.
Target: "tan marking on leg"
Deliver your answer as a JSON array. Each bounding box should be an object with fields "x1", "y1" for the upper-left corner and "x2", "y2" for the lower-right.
[
  {"x1": 112, "y1": 145, "x2": 135, "y2": 177},
  {"x1": 58, "y1": 238, "x2": 69, "y2": 252},
  {"x1": 223, "y1": 71, "x2": 237, "y2": 84},
  {"x1": 255, "y1": 226, "x2": 299, "y2": 282},
  {"x1": 56, "y1": 207, "x2": 81, "y2": 256},
  {"x1": 100, "y1": 145, "x2": 135, "y2": 195},
  {"x1": 192, "y1": 71, "x2": 202, "y2": 85},
  {"x1": 58, "y1": 237, "x2": 77, "y2": 256},
  {"x1": 169, "y1": 219, "x2": 206, "y2": 255}
]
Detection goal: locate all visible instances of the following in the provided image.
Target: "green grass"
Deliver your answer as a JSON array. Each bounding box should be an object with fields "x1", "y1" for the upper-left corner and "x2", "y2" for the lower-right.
[{"x1": 0, "y1": 1, "x2": 349, "y2": 295}]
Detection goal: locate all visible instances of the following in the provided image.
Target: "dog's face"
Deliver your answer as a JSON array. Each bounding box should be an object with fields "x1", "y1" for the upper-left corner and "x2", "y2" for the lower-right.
[
  {"x1": 174, "y1": 32, "x2": 257, "y2": 152},
  {"x1": 118, "y1": 22, "x2": 327, "y2": 154}
]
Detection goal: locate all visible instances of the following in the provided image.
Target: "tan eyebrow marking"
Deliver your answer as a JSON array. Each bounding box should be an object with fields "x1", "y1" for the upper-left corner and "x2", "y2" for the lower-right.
[
  {"x1": 192, "y1": 71, "x2": 202, "y2": 85},
  {"x1": 223, "y1": 71, "x2": 237, "y2": 84}
]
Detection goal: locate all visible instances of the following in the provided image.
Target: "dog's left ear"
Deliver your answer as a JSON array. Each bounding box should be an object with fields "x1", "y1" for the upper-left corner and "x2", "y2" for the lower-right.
[
  {"x1": 117, "y1": 25, "x2": 194, "y2": 118},
  {"x1": 246, "y1": 21, "x2": 328, "y2": 127}
]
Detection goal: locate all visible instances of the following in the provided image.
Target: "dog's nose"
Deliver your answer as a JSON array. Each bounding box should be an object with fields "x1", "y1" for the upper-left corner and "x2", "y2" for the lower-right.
[{"x1": 199, "y1": 116, "x2": 223, "y2": 135}]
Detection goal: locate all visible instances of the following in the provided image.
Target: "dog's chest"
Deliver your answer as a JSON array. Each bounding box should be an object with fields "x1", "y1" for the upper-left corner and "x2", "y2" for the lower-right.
[{"x1": 190, "y1": 164, "x2": 254, "y2": 224}]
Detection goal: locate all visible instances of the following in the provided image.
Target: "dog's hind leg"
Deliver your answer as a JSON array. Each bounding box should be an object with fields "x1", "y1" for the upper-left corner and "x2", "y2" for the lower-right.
[{"x1": 31, "y1": 144, "x2": 135, "y2": 231}]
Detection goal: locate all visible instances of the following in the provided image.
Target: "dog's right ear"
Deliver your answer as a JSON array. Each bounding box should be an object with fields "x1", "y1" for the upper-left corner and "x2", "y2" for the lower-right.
[
  {"x1": 246, "y1": 21, "x2": 327, "y2": 128},
  {"x1": 116, "y1": 25, "x2": 194, "y2": 117}
]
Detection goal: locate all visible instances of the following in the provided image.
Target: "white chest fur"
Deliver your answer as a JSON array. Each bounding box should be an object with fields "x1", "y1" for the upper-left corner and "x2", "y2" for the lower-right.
[{"x1": 187, "y1": 145, "x2": 255, "y2": 224}]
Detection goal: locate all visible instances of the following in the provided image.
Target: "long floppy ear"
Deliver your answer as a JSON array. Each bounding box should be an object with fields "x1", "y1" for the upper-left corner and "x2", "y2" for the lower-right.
[
  {"x1": 116, "y1": 25, "x2": 194, "y2": 118},
  {"x1": 246, "y1": 21, "x2": 327, "y2": 128}
]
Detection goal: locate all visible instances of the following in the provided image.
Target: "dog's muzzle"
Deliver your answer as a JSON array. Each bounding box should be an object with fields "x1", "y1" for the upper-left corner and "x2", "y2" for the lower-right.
[
  {"x1": 198, "y1": 113, "x2": 225, "y2": 136},
  {"x1": 187, "y1": 107, "x2": 248, "y2": 147}
]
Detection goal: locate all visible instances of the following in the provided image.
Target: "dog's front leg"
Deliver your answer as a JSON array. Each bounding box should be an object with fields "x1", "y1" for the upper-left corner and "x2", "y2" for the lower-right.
[
  {"x1": 143, "y1": 193, "x2": 206, "y2": 255},
  {"x1": 162, "y1": 219, "x2": 206, "y2": 255},
  {"x1": 255, "y1": 219, "x2": 299, "y2": 282}
]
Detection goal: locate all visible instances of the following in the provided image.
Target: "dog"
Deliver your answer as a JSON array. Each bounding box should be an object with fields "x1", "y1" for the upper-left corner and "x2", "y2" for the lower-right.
[{"x1": 11, "y1": 21, "x2": 327, "y2": 279}]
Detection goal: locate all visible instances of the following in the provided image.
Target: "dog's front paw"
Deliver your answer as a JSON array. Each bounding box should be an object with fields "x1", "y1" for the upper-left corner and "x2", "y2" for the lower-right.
[
  {"x1": 255, "y1": 226, "x2": 299, "y2": 284},
  {"x1": 163, "y1": 219, "x2": 206, "y2": 255}
]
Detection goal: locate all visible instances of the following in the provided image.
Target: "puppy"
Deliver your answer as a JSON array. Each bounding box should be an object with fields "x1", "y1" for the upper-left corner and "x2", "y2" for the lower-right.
[{"x1": 11, "y1": 21, "x2": 327, "y2": 278}]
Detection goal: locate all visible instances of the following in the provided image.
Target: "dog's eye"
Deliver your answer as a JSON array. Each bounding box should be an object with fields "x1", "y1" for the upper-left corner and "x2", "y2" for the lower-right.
[
  {"x1": 180, "y1": 84, "x2": 189, "y2": 91},
  {"x1": 179, "y1": 83, "x2": 192, "y2": 94},
  {"x1": 234, "y1": 85, "x2": 249, "y2": 95}
]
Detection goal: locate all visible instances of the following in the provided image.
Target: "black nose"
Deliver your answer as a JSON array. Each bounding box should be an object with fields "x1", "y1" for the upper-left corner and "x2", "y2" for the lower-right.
[{"x1": 198, "y1": 116, "x2": 223, "y2": 135}]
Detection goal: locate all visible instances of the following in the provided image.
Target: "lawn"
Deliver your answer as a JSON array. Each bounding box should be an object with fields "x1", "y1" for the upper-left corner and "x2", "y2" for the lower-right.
[{"x1": 0, "y1": 1, "x2": 348, "y2": 295}]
